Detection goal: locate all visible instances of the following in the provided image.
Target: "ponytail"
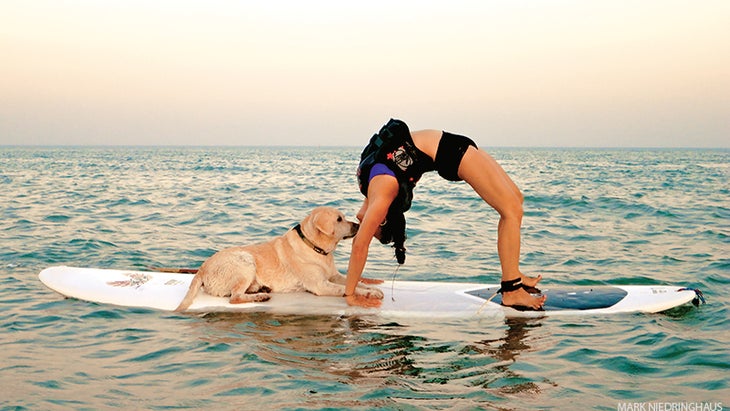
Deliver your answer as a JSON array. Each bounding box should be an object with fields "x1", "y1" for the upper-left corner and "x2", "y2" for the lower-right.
[{"x1": 379, "y1": 208, "x2": 407, "y2": 264}]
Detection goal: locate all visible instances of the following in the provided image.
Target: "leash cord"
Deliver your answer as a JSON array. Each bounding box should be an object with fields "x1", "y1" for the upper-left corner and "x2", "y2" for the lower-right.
[
  {"x1": 390, "y1": 263, "x2": 400, "y2": 302},
  {"x1": 476, "y1": 289, "x2": 501, "y2": 315}
]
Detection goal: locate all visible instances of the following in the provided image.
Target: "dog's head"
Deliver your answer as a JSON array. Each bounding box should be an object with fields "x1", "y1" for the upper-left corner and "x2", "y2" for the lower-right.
[{"x1": 302, "y1": 207, "x2": 359, "y2": 249}]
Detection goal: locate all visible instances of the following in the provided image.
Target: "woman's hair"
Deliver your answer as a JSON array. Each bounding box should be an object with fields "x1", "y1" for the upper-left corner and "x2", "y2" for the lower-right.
[{"x1": 379, "y1": 208, "x2": 406, "y2": 264}]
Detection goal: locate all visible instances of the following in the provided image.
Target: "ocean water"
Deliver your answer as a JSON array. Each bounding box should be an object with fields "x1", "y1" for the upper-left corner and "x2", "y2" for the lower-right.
[{"x1": 1, "y1": 146, "x2": 727, "y2": 410}]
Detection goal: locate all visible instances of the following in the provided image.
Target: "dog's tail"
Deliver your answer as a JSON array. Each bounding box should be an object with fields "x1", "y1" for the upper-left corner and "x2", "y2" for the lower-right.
[{"x1": 175, "y1": 272, "x2": 203, "y2": 312}]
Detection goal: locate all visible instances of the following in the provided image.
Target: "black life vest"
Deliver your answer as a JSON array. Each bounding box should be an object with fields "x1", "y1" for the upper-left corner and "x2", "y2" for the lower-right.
[{"x1": 356, "y1": 119, "x2": 434, "y2": 212}]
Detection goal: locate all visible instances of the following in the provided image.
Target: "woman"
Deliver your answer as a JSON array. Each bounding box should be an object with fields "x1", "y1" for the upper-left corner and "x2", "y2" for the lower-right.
[{"x1": 344, "y1": 119, "x2": 546, "y2": 310}]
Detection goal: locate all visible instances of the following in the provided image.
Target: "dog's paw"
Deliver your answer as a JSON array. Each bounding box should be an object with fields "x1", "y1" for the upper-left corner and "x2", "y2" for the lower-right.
[
  {"x1": 230, "y1": 293, "x2": 271, "y2": 304},
  {"x1": 251, "y1": 293, "x2": 271, "y2": 303}
]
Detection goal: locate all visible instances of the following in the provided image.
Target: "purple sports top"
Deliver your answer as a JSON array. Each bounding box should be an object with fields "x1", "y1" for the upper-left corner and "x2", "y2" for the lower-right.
[{"x1": 368, "y1": 163, "x2": 396, "y2": 183}]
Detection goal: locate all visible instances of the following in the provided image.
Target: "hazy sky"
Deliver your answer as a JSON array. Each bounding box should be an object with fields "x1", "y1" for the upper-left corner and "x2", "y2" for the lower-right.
[{"x1": 1, "y1": 0, "x2": 728, "y2": 147}]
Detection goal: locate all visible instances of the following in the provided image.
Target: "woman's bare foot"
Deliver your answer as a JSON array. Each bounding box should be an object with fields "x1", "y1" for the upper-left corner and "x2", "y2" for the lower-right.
[
  {"x1": 502, "y1": 287, "x2": 546, "y2": 310},
  {"x1": 520, "y1": 273, "x2": 542, "y2": 288}
]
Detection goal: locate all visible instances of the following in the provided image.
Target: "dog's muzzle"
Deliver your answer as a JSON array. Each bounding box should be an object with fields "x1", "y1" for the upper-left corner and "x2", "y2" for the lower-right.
[{"x1": 344, "y1": 222, "x2": 359, "y2": 239}]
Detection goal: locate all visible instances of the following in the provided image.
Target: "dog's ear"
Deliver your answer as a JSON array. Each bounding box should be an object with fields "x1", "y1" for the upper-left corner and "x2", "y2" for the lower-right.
[{"x1": 313, "y1": 211, "x2": 336, "y2": 236}]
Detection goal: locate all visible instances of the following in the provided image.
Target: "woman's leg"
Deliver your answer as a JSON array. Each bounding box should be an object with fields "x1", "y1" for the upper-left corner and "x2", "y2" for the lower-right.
[{"x1": 457, "y1": 146, "x2": 545, "y2": 309}]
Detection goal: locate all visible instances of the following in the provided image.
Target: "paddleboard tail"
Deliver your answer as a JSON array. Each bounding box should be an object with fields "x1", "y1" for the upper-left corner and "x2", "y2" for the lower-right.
[{"x1": 678, "y1": 287, "x2": 706, "y2": 307}]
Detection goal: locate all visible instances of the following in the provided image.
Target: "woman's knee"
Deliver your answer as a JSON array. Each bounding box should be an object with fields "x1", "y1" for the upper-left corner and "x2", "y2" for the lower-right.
[{"x1": 502, "y1": 193, "x2": 524, "y2": 221}]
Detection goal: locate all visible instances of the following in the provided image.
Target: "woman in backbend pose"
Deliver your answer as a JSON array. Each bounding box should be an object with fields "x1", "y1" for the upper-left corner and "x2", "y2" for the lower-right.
[{"x1": 344, "y1": 119, "x2": 546, "y2": 310}]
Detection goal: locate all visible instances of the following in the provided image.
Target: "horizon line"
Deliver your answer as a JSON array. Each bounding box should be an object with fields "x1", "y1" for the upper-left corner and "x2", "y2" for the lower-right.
[{"x1": 2, "y1": 144, "x2": 728, "y2": 150}]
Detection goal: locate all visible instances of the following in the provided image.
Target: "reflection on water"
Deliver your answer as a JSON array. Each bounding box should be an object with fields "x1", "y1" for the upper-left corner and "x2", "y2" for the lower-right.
[
  {"x1": 182, "y1": 312, "x2": 549, "y2": 408},
  {"x1": 473, "y1": 318, "x2": 550, "y2": 397}
]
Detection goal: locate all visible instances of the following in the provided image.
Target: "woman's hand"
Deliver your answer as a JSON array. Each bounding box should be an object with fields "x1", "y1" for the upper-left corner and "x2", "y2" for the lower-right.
[
  {"x1": 359, "y1": 277, "x2": 384, "y2": 285},
  {"x1": 345, "y1": 294, "x2": 382, "y2": 308}
]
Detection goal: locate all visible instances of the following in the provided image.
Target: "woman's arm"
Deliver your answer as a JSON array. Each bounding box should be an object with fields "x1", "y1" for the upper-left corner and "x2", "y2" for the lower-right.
[{"x1": 345, "y1": 175, "x2": 399, "y2": 307}]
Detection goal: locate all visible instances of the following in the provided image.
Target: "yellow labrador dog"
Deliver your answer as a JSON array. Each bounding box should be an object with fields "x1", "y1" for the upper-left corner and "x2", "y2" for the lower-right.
[{"x1": 175, "y1": 207, "x2": 383, "y2": 312}]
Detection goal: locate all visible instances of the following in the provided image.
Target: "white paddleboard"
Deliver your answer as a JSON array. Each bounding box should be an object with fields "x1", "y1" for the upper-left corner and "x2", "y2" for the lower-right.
[{"x1": 38, "y1": 266, "x2": 702, "y2": 318}]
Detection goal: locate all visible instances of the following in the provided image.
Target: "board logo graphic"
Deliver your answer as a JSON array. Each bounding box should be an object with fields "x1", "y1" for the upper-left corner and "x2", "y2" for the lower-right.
[{"x1": 107, "y1": 273, "x2": 151, "y2": 289}]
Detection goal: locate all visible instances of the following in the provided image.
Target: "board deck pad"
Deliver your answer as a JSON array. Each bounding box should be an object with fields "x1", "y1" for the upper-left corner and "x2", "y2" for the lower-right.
[
  {"x1": 467, "y1": 286, "x2": 629, "y2": 311},
  {"x1": 38, "y1": 266, "x2": 700, "y2": 318}
]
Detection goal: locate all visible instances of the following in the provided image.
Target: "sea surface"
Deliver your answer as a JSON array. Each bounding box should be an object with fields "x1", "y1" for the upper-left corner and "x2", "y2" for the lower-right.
[{"x1": 1, "y1": 146, "x2": 727, "y2": 410}]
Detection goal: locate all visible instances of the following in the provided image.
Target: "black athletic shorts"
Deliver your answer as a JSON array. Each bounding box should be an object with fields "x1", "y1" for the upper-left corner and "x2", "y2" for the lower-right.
[{"x1": 434, "y1": 132, "x2": 477, "y2": 181}]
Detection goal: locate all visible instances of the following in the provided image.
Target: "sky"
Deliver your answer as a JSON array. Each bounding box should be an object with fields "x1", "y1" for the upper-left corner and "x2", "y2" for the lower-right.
[{"x1": 1, "y1": 0, "x2": 728, "y2": 147}]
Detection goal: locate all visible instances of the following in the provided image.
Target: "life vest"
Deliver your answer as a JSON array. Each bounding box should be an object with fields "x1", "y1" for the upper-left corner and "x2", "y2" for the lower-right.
[{"x1": 357, "y1": 119, "x2": 434, "y2": 212}]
